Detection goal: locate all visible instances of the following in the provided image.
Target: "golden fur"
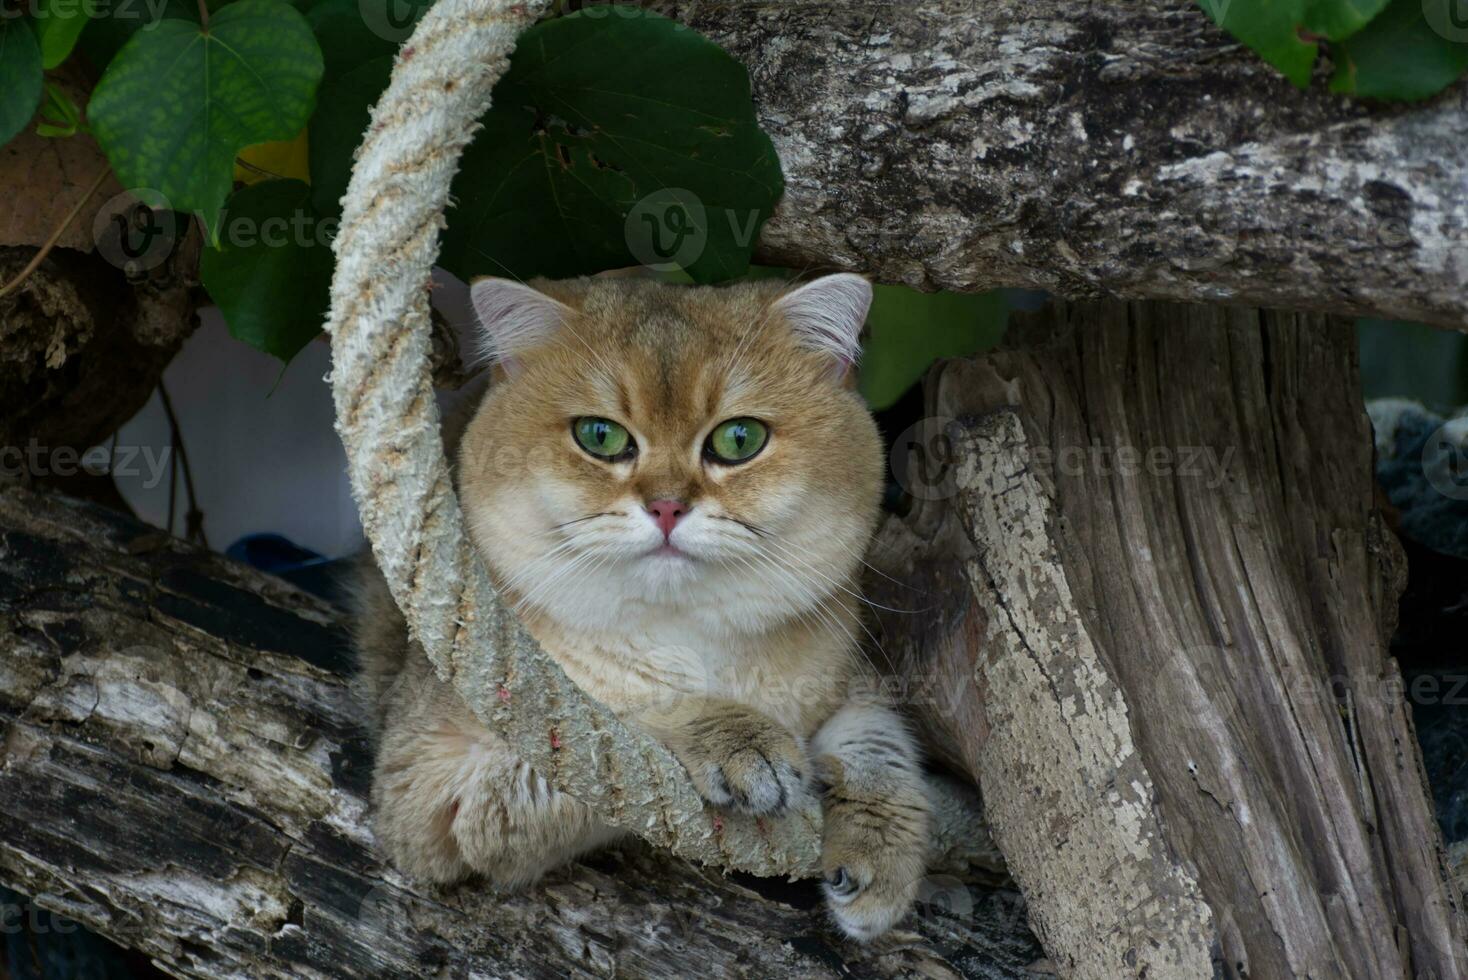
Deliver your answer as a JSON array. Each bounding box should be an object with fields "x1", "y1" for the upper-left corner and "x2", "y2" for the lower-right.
[{"x1": 355, "y1": 274, "x2": 930, "y2": 940}]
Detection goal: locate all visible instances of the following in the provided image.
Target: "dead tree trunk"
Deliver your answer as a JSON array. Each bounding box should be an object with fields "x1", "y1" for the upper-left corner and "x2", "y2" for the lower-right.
[
  {"x1": 0, "y1": 486, "x2": 1027, "y2": 980},
  {"x1": 872, "y1": 301, "x2": 1467, "y2": 978}
]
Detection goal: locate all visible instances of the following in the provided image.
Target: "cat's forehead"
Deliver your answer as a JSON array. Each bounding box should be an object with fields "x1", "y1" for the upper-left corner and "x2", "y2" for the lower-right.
[{"x1": 564, "y1": 282, "x2": 781, "y2": 420}]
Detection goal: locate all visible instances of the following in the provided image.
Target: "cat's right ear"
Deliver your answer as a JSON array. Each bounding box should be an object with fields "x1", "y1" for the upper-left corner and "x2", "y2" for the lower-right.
[{"x1": 469, "y1": 277, "x2": 572, "y2": 375}]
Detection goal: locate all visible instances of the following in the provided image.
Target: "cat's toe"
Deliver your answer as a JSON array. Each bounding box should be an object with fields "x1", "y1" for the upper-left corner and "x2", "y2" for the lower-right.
[
  {"x1": 821, "y1": 859, "x2": 918, "y2": 942},
  {"x1": 702, "y1": 747, "x2": 806, "y2": 816}
]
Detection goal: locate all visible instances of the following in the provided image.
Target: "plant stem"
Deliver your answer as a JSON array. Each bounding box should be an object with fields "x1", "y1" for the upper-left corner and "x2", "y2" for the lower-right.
[{"x1": 0, "y1": 167, "x2": 112, "y2": 301}]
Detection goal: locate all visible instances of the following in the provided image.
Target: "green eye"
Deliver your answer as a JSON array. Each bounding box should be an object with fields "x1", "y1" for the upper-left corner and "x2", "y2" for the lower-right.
[
  {"x1": 573, "y1": 417, "x2": 634, "y2": 460},
  {"x1": 706, "y1": 418, "x2": 769, "y2": 464}
]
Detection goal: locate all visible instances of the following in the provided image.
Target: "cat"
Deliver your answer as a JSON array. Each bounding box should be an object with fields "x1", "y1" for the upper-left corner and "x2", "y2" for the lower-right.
[{"x1": 353, "y1": 272, "x2": 931, "y2": 940}]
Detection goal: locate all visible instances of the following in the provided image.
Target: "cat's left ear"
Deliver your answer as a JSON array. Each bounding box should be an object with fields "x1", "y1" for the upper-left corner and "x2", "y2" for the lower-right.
[
  {"x1": 469, "y1": 277, "x2": 574, "y2": 374},
  {"x1": 771, "y1": 273, "x2": 872, "y2": 380}
]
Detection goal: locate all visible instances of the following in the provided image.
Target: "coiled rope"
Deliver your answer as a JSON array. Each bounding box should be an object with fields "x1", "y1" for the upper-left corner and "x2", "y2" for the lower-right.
[{"x1": 322, "y1": 0, "x2": 820, "y2": 876}]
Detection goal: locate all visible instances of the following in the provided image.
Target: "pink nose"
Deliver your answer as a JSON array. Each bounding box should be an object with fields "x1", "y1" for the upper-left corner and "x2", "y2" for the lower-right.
[{"x1": 646, "y1": 499, "x2": 688, "y2": 539}]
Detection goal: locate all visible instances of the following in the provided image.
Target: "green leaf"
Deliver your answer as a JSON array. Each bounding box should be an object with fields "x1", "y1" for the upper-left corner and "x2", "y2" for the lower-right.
[
  {"x1": 36, "y1": 81, "x2": 83, "y2": 138},
  {"x1": 78, "y1": 0, "x2": 197, "y2": 73},
  {"x1": 88, "y1": 0, "x2": 324, "y2": 235},
  {"x1": 858, "y1": 289, "x2": 1009, "y2": 410},
  {"x1": 439, "y1": 10, "x2": 784, "y2": 284},
  {"x1": 1330, "y1": 0, "x2": 1468, "y2": 99},
  {"x1": 305, "y1": 0, "x2": 428, "y2": 75},
  {"x1": 0, "y1": 18, "x2": 44, "y2": 147},
  {"x1": 200, "y1": 178, "x2": 335, "y2": 361},
  {"x1": 307, "y1": 54, "x2": 392, "y2": 217},
  {"x1": 33, "y1": 0, "x2": 92, "y2": 68},
  {"x1": 1197, "y1": 0, "x2": 1319, "y2": 87},
  {"x1": 1303, "y1": 0, "x2": 1390, "y2": 40}
]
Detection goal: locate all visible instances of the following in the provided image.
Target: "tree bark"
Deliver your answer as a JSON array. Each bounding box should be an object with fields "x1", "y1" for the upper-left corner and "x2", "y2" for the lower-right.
[
  {"x1": 1, "y1": 65, "x2": 200, "y2": 463},
  {"x1": 871, "y1": 300, "x2": 1467, "y2": 978},
  {"x1": 675, "y1": 0, "x2": 1468, "y2": 330},
  {"x1": 0, "y1": 486, "x2": 1027, "y2": 980}
]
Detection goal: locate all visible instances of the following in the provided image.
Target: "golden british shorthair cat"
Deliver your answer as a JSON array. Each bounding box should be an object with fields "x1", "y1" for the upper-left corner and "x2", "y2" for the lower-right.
[{"x1": 354, "y1": 273, "x2": 930, "y2": 940}]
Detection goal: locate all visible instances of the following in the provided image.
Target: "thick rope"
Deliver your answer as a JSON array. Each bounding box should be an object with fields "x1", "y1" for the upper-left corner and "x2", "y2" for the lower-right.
[{"x1": 322, "y1": 0, "x2": 821, "y2": 876}]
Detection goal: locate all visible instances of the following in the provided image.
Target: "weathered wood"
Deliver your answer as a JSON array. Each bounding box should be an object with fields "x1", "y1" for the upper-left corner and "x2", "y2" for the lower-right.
[
  {"x1": 872, "y1": 301, "x2": 1467, "y2": 978},
  {"x1": 675, "y1": 1, "x2": 1468, "y2": 330},
  {"x1": 0, "y1": 487, "x2": 1032, "y2": 979},
  {"x1": 2, "y1": 62, "x2": 199, "y2": 459}
]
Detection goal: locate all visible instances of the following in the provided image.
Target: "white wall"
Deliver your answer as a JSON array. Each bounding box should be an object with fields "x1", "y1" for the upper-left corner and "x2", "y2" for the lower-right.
[
  {"x1": 114, "y1": 275, "x2": 480, "y2": 559},
  {"x1": 114, "y1": 311, "x2": 365, "y2": 558}
]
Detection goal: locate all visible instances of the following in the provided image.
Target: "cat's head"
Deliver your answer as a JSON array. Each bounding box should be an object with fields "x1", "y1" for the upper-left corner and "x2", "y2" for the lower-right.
[{"x1": 458, "y1": 274, "x2": 883, "y2": 636}]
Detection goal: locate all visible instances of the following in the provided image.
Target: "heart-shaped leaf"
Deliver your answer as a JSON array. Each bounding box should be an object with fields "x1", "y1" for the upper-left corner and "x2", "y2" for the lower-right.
[
  {"x1": 1303, "y1": 0, "x2": 1391, "y2": 40},
  {"x1": 303, "y1": 0, "x2": 429, "y2": 76},
  {"x1": 439, "y1": 10, "x2": 784, "y2": 284},
  {"x1": 1197, "y1": 0, "x2": 1317, "y2": 87},
  {"x1": 1330, "y1": 0, "x2": 1468, "y2": 99},
  {"x1": 88, "y1": 0, "x2": 324, "y2": 235},
  {"x1": 307, "y1": 54, "x2": 392, "y2": 217},
  {"x1": 0, "y1": 18, "x2": 44, "y2": 147},
  {"x1": 78, "y1": 0, "x2": 195, "y2": 71},
  {"x1": 200, "y1": 178, "x2": 335, "y2": 362}
]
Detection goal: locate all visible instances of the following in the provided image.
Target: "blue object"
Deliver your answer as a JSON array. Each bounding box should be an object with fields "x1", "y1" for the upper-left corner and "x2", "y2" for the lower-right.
[{"x1": 225, "y1": 533, "x2": 353, "y2": 605}]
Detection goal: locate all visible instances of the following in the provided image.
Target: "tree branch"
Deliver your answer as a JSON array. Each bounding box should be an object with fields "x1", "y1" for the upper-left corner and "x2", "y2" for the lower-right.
[
  {"x1": 0, "y1": 487, "x2": 1030, "y2": 980},
  {"x1": 675, "y1": 0, "x2": 1468, "y2": 329}
]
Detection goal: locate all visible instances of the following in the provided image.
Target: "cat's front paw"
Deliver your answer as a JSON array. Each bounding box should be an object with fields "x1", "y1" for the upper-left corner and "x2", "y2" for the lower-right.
[
  {"x1": 685, "y1": 710, "x2": 810, "y2": 816},
  {"x1": 818, "y1": 763, "x2": 930, "y2": 941}
]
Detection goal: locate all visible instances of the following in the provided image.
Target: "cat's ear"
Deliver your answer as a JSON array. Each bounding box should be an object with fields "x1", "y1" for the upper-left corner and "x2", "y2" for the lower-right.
[
  {"x1": 469, "y1": 277, "x2": 572, "y2": 374},
  {"x1": 771, "y1": 273, "x2": 872, "y2": 378}
]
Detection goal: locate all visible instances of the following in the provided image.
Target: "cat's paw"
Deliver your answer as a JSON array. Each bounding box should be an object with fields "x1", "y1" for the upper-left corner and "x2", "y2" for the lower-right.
[
  {"x1": 818, "y1": 763, "x2": 930, "y2": 941},
  {"x1": 820, "y1": 848, "x2": 923, "y2": 942},
  {"x1": 685, "y1": 710, "x2": 810, "y2": 816}
]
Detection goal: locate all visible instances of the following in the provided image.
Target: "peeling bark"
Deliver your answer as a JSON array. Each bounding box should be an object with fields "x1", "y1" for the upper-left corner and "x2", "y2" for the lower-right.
[
  {"x1": 674, "y1": 1, "x2": 1468, "y2": 329},
  {"x1": 0, "y1": 487, "x2": 1031, "y2": 979},
  {"x1": 871, "y1": 301, "x2": 1467, "y2": 978},
  {"x1": 1, "y1": 65, "x2": 199, "y2": 456}
]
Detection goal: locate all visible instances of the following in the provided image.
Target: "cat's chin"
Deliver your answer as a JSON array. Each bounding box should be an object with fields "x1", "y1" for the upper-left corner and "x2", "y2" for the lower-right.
[{"x1": 645, "y1": 543, "x2": 694, "y2": 561}]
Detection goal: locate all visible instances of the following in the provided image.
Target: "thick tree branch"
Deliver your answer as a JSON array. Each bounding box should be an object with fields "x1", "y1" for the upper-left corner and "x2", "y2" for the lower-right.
[
  {"x1": 676, "y1": 1, "x2": 1468, "y2": 329},
  {"x1": 0, "y1": 487, "x2": 1029, "y2": 979}
]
